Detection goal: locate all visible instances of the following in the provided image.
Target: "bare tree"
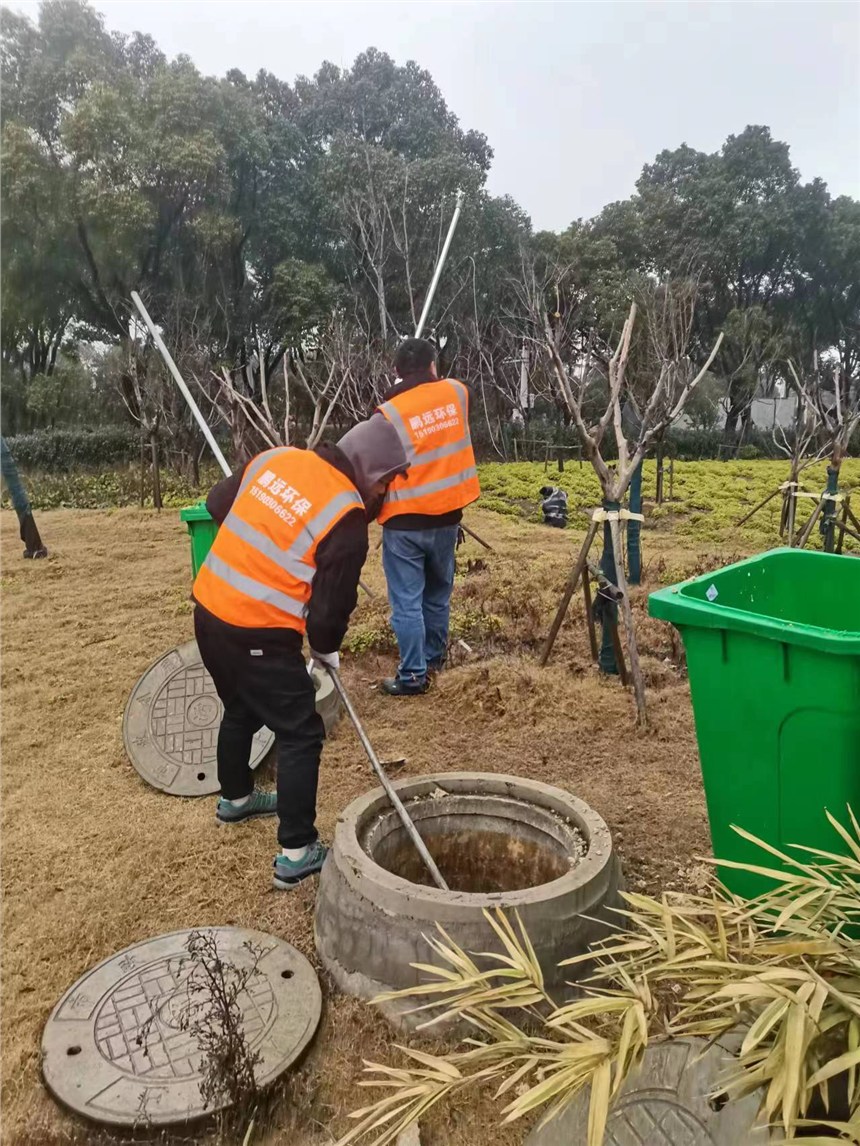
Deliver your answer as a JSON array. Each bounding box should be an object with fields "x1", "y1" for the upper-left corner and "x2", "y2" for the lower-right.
[
  {"x1": 786, "y1": 354, "x2": 860, "y2": 551},
  {"x1": 201, "y1": 312, "x2": 391, "y2": 457},
  {"x1": 525, "y1": 263, "x2": 723, "y2": 723},
  {"x1": 117, "y1": 336, "x2": 165, "y2": 510},
  {"x1": 335, "y1": 145, "x2": 402, "y2": 342}
]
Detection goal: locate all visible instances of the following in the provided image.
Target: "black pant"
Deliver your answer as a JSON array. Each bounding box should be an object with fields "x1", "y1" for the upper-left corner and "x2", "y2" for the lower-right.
[{"x1": 194, "y1": 607, "x2": 324, "y2": 849}]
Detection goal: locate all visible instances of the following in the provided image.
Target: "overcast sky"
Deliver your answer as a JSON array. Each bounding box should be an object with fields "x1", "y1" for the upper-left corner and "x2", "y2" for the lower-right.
[{"x1": 12, "y1": 0, "x2": 860, "y2": 230}]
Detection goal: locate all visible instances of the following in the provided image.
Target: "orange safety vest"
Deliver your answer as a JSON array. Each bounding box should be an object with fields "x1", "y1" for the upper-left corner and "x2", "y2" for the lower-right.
[
  {"x1": 377, "y1": 379, "x2": 479, "y2": 523},
  {"x1": 193, "y1": 447, "x2": 364, "y2": 632}
]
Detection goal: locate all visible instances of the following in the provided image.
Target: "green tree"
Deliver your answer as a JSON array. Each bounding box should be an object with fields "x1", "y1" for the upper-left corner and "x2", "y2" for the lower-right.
[{"x1": 633, "y1": 126, "x2": 832, "y2": 434}]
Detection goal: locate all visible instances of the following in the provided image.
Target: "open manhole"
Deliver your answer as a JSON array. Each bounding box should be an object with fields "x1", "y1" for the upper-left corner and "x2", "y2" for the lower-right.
[
  {"x1": 123, "y1": 642, "x2": 340, "y2": 796},
  {"x1": 315, "y1": 772, "x2": 621, "y2": 1027},
  {"x1": 41, "y1": 927, "x2": 321, "y2": 1127},
  {"x1": 366, "y1": 791, "x2": 586, "y2": 892}
]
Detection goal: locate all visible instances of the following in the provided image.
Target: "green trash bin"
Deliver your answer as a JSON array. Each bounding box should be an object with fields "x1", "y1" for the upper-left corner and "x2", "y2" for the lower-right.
[
  {"x1": 649, "y1": 548, "x2": 860, "y2": 898},
  {"x1": 179, "y1": 503, "x2": 219, "y2": 578}
]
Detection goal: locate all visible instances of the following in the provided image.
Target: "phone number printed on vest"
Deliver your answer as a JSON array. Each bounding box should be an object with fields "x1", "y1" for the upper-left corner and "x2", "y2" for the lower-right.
[
  {"x1": 408, "y1": 403, "x2": 460, "y2": 441},
  {"x1": 252, "y1": 470, "x2": 313, "y2": 528}
]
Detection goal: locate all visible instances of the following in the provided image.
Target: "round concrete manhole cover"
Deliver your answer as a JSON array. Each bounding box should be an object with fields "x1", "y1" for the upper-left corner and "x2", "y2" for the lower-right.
[
  {"x1": 123, "y1": 641, "x2": 274, "y2": 796},
  {"x1": 524, "y1": 1037, "x2": 772, "y2": 1145},
  {"x1": 41, "y1": 927, "x2": 322, "y2": 1127}
]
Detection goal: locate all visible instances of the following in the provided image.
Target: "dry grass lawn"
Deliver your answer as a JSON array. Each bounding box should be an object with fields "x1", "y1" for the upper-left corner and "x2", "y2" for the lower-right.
[{"x1": 2, "y1": 465, "x2": 855, "y2": 1145}]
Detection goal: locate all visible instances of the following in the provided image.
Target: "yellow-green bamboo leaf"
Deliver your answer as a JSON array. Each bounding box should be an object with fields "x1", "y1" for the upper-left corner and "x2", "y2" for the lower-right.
[
  {"x1": 741, "y1": 997, "x2": 791, "y2": 1055},
  {"x1": 807, "y1": 1047, "x2": 860, "y2": 1090},
  {"x1": 587, "y1": 1059, "x2": 612, "y2": 1146}
]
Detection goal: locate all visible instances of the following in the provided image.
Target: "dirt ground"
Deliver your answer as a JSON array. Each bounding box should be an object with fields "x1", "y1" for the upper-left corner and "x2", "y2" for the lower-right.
[{"x1": 2, "y1": 499, "x2": 743, "y2": 1145}]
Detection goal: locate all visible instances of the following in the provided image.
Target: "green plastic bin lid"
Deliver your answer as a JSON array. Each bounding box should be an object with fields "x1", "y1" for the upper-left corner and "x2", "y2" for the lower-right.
[
  {"x1": 649, "y1": 547, "x2": 860, "y2": 655},
  {"x1": 179, "y1": 502, "x2": 214, "y2": 523}
]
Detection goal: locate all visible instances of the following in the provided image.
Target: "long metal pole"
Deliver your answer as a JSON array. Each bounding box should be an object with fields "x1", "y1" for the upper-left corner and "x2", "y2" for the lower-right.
[
  {"x1": 325, "y1": 666, "x2": 449, "y2": 891},
  {"x1": 130, "y1": 291, "x2": 231, "y2": 477},
  {"x1": 415, "y1": 189, "x2": 465, "y2": 339}
]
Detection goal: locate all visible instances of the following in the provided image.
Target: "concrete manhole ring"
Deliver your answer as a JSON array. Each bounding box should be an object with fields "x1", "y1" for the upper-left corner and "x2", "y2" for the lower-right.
[
  {"x1": 41, "y1": 927, "x2": 322, "y2": 1127},
  {"x1": 315, "y1": 772, "x2": 623, "y2": 1029},
  {"x1": 123, "y1": 640, "x2": 275, "y2": 796},
  {"x1": 523, "y1": 1037, "x2": 772, "y2": 1145}
]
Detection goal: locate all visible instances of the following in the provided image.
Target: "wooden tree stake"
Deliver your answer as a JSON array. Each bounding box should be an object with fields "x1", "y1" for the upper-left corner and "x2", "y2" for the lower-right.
[
  {"x1": 736, "y1": 485, "x2": 782, "y2": 527},
  {"x1": 581, "y1": 569, "x2": 599, "y2": 662},
  {"x1": 795, "y1": 498, "x2": 824, "y2": 549},
  {"x1": 608, "y1": 613, "x2": 630, "y2": 687},
  {"x1": 539, "y1": 518, "x2": 600, "y2": 666},
  {"x1": 786, "y1": 488, "x2": 798, "y2": 546},
  {"x1": 461, "y1": 523, "x2": 494, "y2": 552}
]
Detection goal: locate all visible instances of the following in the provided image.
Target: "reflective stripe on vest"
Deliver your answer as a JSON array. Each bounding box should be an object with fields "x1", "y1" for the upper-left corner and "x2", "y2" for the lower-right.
[
  {"x1": 377, "y1": 379, "x2": 479, "y2": 522},
  {"x1": 204, "y1": 551, "x2": 307, "y2": 618},
  {"x1": 193, "y1": 448, "x2": 364, "y2": 630},
  {"x1": 384, "y1": 464, "x2": 479, "y2": 503}
]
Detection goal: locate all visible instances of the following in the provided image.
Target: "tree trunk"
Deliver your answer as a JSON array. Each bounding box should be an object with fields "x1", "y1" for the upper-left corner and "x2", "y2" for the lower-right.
[
  {"x1": 821, "y1": 464, "x2": 840, "y2": 553},
  {"x1": 609, "y1": 515, "x2": 648, "y2": 726},
  {"x1": 723, "y1": 388, "x2": 745, "y2": 442},
  {"x1": 598, "y1": 501, "x2": 619, "y2": 675},
  {"x1": 377, "y1": 270, "x2": 388, "y2": 341},
  {"x1": 139, "y1": 434, "x2": 147, "y2": 508},
  {"x1": 150, "y1": 432, "x2": 163, "y2": 511}
]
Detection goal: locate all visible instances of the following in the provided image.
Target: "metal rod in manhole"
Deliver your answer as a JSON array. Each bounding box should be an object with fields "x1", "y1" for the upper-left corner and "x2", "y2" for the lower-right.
[{"x1": 324, "y1": 666, "x2": 449, "y2": 891}]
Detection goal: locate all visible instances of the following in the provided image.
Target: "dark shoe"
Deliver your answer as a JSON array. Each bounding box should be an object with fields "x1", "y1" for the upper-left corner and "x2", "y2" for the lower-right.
[
  {"x1": 216, "y1": 790, "x2": 277, "y2": 824},
  {"x1": 380, "y1": 676, "x2": 429, "y2": 697},
  {"x1": 272, "y1": 841, "x2": 328, "y2": 890},
  {"x1": 20, "y1": 513, "x2": 47, "y2": 558},
  {"x1": 426, "y1": 658, "x2": 446, "y2": 676}
]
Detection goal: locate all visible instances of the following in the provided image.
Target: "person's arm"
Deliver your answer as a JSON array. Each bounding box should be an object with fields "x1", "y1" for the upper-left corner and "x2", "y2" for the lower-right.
[
  {"x1": 306, "y1": 509, "x2": 369, "y2": 654},
  {"x1": 205, "y1": 470, "x2": 244, "y2": 524}
]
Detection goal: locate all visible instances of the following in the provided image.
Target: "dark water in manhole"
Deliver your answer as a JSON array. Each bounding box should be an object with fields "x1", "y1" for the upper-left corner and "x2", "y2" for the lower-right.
[{"x1": 373, "y1": 825, "x2": 579, "y2": 892}]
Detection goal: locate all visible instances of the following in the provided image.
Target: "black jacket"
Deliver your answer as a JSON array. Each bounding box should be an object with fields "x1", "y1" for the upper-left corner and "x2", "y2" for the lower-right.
[{"x1": 196, "y1": 443, "x2": 368, "y2": 654}]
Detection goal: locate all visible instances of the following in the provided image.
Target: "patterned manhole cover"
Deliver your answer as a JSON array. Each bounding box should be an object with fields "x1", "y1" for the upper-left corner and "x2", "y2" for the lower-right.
[
  {"x1": 123, "y1": 641, "x2": 274, "y2": 796},
  {"x1": 524, "y1": 1037, "x2": 772, "y2": 1145},
  {"x1": 41, "y1": 927, "x2": 322, "y2": 1127}
]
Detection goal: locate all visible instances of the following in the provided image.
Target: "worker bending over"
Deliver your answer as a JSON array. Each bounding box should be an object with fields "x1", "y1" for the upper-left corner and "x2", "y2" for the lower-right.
[
  {"x1": 377, "y1": 338, "x2": 480, "y2": 696},
  {"x1": 192, "y1": 418, "x2": 408, "y2": 889}
]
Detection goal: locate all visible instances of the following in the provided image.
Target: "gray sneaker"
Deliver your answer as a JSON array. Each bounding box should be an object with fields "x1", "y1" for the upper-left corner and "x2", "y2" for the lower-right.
[
  {"x1": 272, "y1": 841, "x2": 328, "y2": 890},
  {"x1": 216, "y1": 790, "x2": 277, "y2": 824}
]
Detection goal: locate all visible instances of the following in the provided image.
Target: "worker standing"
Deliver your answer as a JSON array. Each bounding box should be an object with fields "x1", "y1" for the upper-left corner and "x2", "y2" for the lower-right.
[
  {"x1": 192, "y1": 416, "x2": 408, "y2": 889},
  {"x1": 377, "y1": 337, "x2": 480, "y2": 695}
]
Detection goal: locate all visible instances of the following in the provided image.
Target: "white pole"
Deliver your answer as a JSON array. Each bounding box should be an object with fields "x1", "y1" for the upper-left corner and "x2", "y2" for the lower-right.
[
  {"x1": 414, "y1": 189, "x2": 464, "y2": 338},
  {"x1": 130, "y1": 291, "x2": 231, "y2": 477},
  {"x1": 519, "y1": 340, "x2": 530, "y2": 412}
]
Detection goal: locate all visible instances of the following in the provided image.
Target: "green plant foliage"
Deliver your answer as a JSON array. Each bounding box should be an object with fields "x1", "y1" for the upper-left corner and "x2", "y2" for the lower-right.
[
  {"x1": 4, "y1": 427, "x2": 140, "y2": 470},
  {"x1": 0, "y1": 463, "x2": 218, "y2": 510},
  {"x1": 476, "y1": 459, "x2": 860, "y2": 554},
  {"x1": 338, "y1": 812, "x2": 860, "y2": 1146}
]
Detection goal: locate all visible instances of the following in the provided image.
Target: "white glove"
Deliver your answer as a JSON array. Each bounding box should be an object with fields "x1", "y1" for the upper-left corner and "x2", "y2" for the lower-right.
[{"x1": 309, "y1": 649, "x2": 340, "y2": 672}]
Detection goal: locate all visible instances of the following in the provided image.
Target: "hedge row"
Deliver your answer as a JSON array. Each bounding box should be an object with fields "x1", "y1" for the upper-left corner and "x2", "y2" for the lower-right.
[
  {"x1": 5, "y1": 423, "x2": 858, "y2": 475},
  {"x1": 4, "y1": 427, "x2": 141, "y2": 471}
]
